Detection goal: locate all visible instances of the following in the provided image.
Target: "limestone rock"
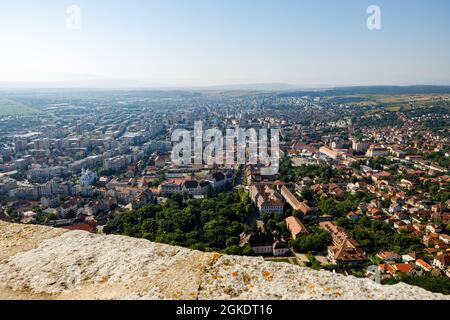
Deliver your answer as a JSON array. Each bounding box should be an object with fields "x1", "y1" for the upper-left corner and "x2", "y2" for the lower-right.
[{"x1": 0, "y1": 221, "x2": 447, "y2": 300}]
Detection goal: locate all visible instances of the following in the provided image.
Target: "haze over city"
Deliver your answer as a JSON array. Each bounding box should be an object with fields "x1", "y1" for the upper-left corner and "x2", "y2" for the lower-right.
[{"x1": 1, "y1": 0, "x2": 450, "y2": 88}]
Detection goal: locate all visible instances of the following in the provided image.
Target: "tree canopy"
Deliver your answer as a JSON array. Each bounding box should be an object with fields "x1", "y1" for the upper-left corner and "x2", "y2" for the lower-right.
[{"x1": 104, "y1": 189, "x2": 252, "y2": 254}]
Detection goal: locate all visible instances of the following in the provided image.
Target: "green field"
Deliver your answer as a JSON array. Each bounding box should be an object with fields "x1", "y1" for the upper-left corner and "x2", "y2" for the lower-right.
[{"x1": 0, "y1": 98, "x2": 39, "y2": 116}]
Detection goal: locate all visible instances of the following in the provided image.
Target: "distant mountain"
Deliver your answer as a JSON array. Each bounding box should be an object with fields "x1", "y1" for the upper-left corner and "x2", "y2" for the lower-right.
[
  {"x1": 277, "y1": 85, "x2": 450, "y2": 97},
  {"x1": 197, "y1": 83, "x2": 305, "y2": 91},
  {"x1": 1, "y1": 82, "x2": 450, "y2": 95},
  {"x1": 0, "y1": 81, "x2": 306, "y2": 91},
  {"x1": 0, "y1": 80, "x2": 172, "y2": 90}
]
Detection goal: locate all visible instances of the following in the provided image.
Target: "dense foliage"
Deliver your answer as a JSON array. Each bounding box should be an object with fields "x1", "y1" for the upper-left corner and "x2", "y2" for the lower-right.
[
  {"x1": 317, "y1": 192, "x2": 373, "y2": 217},
  {"x1": 423, "y1": 151, "x2": 450, "y2": 168},
  {"x1": 104, "y1": 190, "x2": 253, "y2": 254},
  {"x1": 279, "y1": 158, "x2": 335, "y2": 182},
  {"x1": 290, "y1": 230, "x2": 331, "y2": 253},
  {"x1": 356, "y1": 111, "x2": 403, "y2": 128},
  {"x1": 383, "y1": 275, "x2": 450, "y2": 295},
  {"x1": 336, "y1": 216, "x2": 423, "y2": 255}
]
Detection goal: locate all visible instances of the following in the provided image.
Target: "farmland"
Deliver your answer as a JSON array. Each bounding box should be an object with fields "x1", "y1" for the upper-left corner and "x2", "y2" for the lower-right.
[{"x1": 0, "y1": 98, "x2": 39, "y2": 116}]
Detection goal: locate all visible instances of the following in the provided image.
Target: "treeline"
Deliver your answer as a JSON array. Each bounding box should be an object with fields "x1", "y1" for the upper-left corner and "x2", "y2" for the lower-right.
[
  {"x1": 356, "y1": 112, "x2": 403, "y2": 128},
  {"x1": 336, "y1": 216, "x2": 423, "y2": 255},
  {"x1": 317, "y1": 191, "x2": 374, "y2": 218},
  {"x1": 383, "y1": 275, "x2": 450, "y2": 295},
  {"x1": 103, "y1": 190, "x2": 254, "y2": 255},
  {"x1": 290, "y1": 229, "x2": 331, "y2": 253},
  {"x1": 424, "y1": 151, "x2": 450, "y2": 169},
  {"x1": 279, "y1": 159, "x2": 336, "y2": 182}
]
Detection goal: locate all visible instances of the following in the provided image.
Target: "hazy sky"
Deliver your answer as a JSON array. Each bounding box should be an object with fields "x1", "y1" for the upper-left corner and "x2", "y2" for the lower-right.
[{"x1": 1, "y1": 0, "x2": 450, "y2": 87}]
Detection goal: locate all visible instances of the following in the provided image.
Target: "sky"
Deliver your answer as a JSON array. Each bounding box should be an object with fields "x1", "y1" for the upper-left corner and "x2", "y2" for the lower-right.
[{"x1": 0, "y1": 0, "x2": 450, "y2": 88}]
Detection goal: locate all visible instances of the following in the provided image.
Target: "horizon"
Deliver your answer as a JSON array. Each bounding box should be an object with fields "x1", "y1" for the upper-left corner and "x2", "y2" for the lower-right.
[
  {"x1": 2, "y1": 83, "x2": 450, "y2": 92},
  {"x1": 1, "y1": 0, "x2": 450, "y2": 87}
]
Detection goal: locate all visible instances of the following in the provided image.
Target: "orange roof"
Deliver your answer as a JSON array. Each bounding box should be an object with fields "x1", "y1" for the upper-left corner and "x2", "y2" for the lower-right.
[
  {"x1": 393, "y1": 263, "x2": 415, "y2": 273},
  {"x1": 63, "y1": 223, "x2": 97, "y2": 234},
  {"x1": 161, "y1": 178, "x2": 185, "y2": 186},
  {"x1": 281, "y1": 186, "x2": 311, "y2": 214},
  {"x1": 379, "y1": 171, "x2": 391, "y2": 177},
  {"x1": 377, "y1": 251, "x2": 400, "y2": 260},
  {"x1": 285, "y1": 216, "x2": 309, "y2": 236},
  {"x1": 379, "y1": 264, "x2": 388, "y2": 272},
  {"x1": 416, "y1": 259, "x2": 432, "y2": 270}
]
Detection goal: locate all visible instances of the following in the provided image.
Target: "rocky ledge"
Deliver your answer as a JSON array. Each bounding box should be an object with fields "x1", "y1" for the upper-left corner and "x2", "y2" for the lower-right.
[{"x1": 0, "y1": 221, "x2": 447, "y2": 300}]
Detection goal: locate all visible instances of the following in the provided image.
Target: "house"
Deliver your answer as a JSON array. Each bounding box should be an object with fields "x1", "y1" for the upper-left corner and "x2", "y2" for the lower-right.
[
  {"x1": 239, "y1": 232, "x2": 273, "y2": 255},
  {"x1": 400, "y1": 179, "x2": 415, "y2": 190},
  {"x1": 376, "y1": 251, "x2": 401, "y2": 263},
  {"x1": 389, "y1": 203, "x2": 402, "y2": 214},
  {"x1": 426, "y1": 224, "x2": 442, "y2": 234},
  {"x1": 319, "y1": 146, "x2": 339, "y2": 160},
  {"x1": 107, "y1": 186, "x2": 147, "y2": 205},
  {"x1": 402, "y1": 252, "x2": 421, "y2": 262},
  {"x1": 346, "y1": 182, "x2": 360, "y2": 194},
  {"x1": 57, "y1": 202, "x2": 78, "y2": 218},
  {"x1": 319, "y1": 221, "x2": 368, "y2": 265},
  {"x1": 280, "y1": 186, "x2": 312, "y2": 217},
  {"x1": 367, "y1": 208, "x2": 383, "y2": 219},
  {"x1": 251, "y1": 184, "x2": 284, "y2": 215},
  {"x1": 273, "y1": 241, "x2": 290, "y2": 257},
  {"x1": 21, "y1": 210, "x2": 38, "y2": 223},
  {"x1": 63, "y1": 222, "x2": 97, "y2": 234},
  {"x1": 159, "y1": 179, "x2": 184, "y2": 196},
  {"x1": 346, "y1": 211, "x2": 363, "y2": 222},
  {"x1": 390, "y1": 263, "x2": 416, "y2": 275},
  {"x1": 379, "y1": 263, "x2": 416, "y2": 277},
  {"x1": 433, "y1": 253, "x2": 450, "y2": 269},
  {"x1": 439, "y1": 234, "x2": 450, "y2": 244},
  {"x1": 326, "y1": 239, "x2": 368, "y2": 265},
  {"x1": 416, "y1": 259, "x2": 433, "y2": 272},
  {"x1": 393, "y1": 220, "x2": 407, "y2": 230},
  {"x1": 154, "y1": 154, "x2": 169, "y2": 168},
  {"x1": 131, "y1": 189, "x2": 154, "y2": 209},
  {"x1": 41, "y1": 196, "x2": 60, "y2": 208},
  {"x1": 207, "y1": 171, "x2": 233, "y2": 191},
  {"x1": 366, "y1": 145, "x2": 389, "y2": 158},
  {"x1": 239, "y1": 232, "x2": 289, "y2": 256},
  {"x1": 423, "y1": 233, "x2": 440, "y2": 248},
  {"x1": 285, "y1": 216, "x2": 309, "y2": 240},
  {"x1": 182, "y1": 180, "x2": 210, "y2": 196},
  {"x1": 412, "y1": 223, "x2": 426, "y2": 233},
  {"x1": 393, "y1": 211, "x2": 408, "y2": 221},
  {"x1": 433, "y1": 253, "x2": 450, "y2": 277},
  {"x1": 258, "y1": 194, "x2": 284, "y2": 215}
]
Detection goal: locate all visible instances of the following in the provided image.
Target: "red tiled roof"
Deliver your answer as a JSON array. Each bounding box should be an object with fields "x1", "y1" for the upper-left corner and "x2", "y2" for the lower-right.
[
  {"x1": 63, "y1": 223, "x2": 97, "y2": 234},
  {"x1": 393, "y1": 263, "x2": 415, "y2": 273},
  {"x1": 416, "y1": 259, "x2": 433, "y2": 271},
  {"x1": 285, "y1": 216, "x2": 309, "y2": 237}
]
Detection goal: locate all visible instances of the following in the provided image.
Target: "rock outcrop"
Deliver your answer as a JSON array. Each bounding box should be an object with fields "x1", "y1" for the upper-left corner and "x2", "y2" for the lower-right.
[{"x1": 0, "y1": 221, "x2": 447, "y2": 300}]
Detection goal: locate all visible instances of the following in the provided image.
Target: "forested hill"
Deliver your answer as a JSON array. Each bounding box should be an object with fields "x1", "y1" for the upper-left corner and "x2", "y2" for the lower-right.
[{"x1": 277, "y1": 86, "x2": 450, "y2": 98}]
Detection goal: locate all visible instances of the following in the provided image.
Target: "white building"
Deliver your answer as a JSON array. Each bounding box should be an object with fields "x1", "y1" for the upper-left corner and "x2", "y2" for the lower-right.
[{"x1": 80, "y1": 168, "x2": 98, "y2": 186}]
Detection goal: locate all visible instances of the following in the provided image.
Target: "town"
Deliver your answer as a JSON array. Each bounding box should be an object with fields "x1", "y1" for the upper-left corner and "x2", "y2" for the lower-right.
[{"x1": 0, "y1": 88, "x2": 449, "y2": 294}]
